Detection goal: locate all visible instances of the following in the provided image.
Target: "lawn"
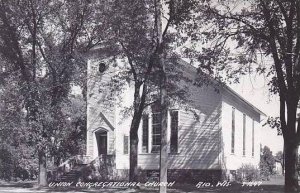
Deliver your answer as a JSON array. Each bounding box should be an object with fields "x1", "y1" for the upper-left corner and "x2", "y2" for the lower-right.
[{"x1": 0, "y1": 176, "x2": 287, "y2": 193}]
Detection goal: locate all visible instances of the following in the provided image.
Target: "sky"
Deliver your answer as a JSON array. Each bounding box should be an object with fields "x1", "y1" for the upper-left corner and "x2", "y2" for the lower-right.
[
  {"x1": 155, "y1": 0, "x2": 284, "y2": 154},
  {"x1": 229, "y1": 73, "x2": 283, "y2": 154}
]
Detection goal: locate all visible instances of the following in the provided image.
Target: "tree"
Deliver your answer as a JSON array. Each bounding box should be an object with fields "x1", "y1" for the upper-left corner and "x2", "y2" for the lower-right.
[
  {"x1": 0, "y1": 61, "x2": 86, "y2": 178},
  {"x1": 0, "y1": 0, "x2": 92, "y2": 186},
  {"x1": 93, "y1": 0, "x2": 198, "y2": 183},
  {"x1": 194, "y1": 1, "x2": 300, "y2": 191},
  {"x1": 0, "y1": 64, "x2": 38, "y2": 181},
  {"x1": 260, "y1": 146, "x2": 276, "y2": 179},
  {"x1": 52, "y1": 94, "x2": 87, "y2": 166},
  {"x1": 275, "y1": 151, "x2": 285, "y2": 175}
]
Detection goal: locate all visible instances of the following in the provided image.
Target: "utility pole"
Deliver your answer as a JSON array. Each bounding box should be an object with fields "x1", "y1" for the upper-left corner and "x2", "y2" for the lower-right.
[{"x1": 156, "y1": 0, "x2": 168, "y2": 192}]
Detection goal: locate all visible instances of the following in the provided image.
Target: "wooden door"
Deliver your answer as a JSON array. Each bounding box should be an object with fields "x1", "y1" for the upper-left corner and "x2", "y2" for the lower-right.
[{"x1": 96, "y1": 131, "x2": 107, "y2": 155}]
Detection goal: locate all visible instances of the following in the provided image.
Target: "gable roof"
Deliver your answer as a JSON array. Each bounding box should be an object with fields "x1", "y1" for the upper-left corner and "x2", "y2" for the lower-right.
[
  {"x1": 86, "y1": 47, "x2": 267, "y2": 118},
  {"x1": 221, "y1": 84, "x2": 267, "y2": 117},
  {"x1": 169, "y1": 58, "x2": 267, "y2": 117}
]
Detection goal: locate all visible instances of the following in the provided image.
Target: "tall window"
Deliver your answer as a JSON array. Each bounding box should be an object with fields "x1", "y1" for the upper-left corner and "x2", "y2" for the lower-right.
[
  {"x1": 152, "y1": 112, "x2": 161, "y2": 152},
  {"x1": 170, "y1": 111, "x2": 178, "y2": 153},
  {"x1": 252, "y1": 119, "x2": 255, "y2": 157},
  {"x1": 231, "y1": 107, "x2": 235, "y2": 154},
  {"x1": 151, "y1": 103, "x2": 161, "y2": 153},
  {"x1": 243, "y1": 114, "x2": 246, "y2": 156},
  {"x1": 124, "y1": 135, "x2": 129, "y2": 154},
  {"x1": 142, "y1": 114, "x2": 149, "y2": 153}
]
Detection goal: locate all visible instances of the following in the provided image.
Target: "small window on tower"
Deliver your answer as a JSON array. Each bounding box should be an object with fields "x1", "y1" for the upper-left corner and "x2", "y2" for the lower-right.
[{"x1": 98, "y1": 62, "x2": 106, "y2": 73}]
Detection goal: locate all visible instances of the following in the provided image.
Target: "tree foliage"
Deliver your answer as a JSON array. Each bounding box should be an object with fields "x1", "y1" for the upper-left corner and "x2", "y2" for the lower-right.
[
  {"x1": 194, "y1": 0, "x2": 300, "y2": 191},
  {"x1": 88, "y1": 0, "x2": 200, "y2": 182},
  {"x1": 0, "y1": 69, "x2": 38, "y2": 180},
  {"x1": 275, "y1": 151, "x2": 284, "y2": 174},
  {"x1": 0, "y1": 0, "x2": 91, "y2": 184},
  {"x1": 260, "y1": 146, "x2": 276, "y2": 179}
]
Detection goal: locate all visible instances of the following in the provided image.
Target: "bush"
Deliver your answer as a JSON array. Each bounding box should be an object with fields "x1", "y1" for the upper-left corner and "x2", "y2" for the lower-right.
[
  {"x1": 80, "y1": 161, "x2": 129, "y2": 182},
  {"x1": 81, "y1": 163, "x2": 95, "y2": 181},
  {"x1": 260, "y1": 146, "x2": 275, "y2": 180},
  {"x1": 0, "y1": 148, "x2": 38, "y2": 181},
  {"x1": 13, "y1": 167, "x2": 29, "y2": 181},
  {"x1": 0, "y1": 149, "x2": 14, "y2": 181},
  {"x1": 236, "y1": 164, "x2": 260, "y2": 182}
]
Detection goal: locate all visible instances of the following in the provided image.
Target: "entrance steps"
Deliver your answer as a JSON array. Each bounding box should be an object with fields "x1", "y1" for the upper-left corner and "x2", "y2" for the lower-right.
[{"x1": 50, "y1": 155, "x2": 116, "y2": 182}]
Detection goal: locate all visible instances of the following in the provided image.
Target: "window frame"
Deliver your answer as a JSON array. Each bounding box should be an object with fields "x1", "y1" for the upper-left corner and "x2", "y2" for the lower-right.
[
  {"x1": 252, "y1": 119, "x2": 255, "y2": 157},
  {"x1": 231, "y1": 107, "x2": 235, "y2": 154},
  {"x1": 151, "y1": 111, "x2": 161, "y2": 153},
  {"x1": 123, "y1": 135, "x2": 129, "y2": 155},
  {"x1": 243, "y1": 113, "x2": 246, "y2": 156},
  {"x1": 142, "y1": 114, "x2": 149, "y2": 153},
  {"x1": 170, "y1": 110, "x2": 179, "y2": 154}
]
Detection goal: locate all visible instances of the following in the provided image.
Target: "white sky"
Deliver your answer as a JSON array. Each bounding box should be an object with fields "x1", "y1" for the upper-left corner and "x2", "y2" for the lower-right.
[
  {"x1": 154, "y1": 0, "x2": 284, "y2": 154},
  {"x1": 229, "y1": 74, "x2": 283, "y2": 154}
]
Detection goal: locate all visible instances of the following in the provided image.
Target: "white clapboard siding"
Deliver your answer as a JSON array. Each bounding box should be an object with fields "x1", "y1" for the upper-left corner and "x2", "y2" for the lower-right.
[
  {"x1": 86, "y1": 56, "x2": 263, "y2": 172},
  {"x1": 86, "y1": 58, "x2": 116, "y2": 159},
  {"x1": 221, "y1": 93, "x2": 261, "y2": 170},
  {"x1": 135, "y1": 78, "x2": 223, "y2": 170}
]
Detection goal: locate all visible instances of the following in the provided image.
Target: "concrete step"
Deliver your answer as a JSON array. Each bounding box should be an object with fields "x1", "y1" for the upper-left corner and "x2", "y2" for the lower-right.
[{"x1": 57, "y1": 170, "x2": 81, "y2": 182}]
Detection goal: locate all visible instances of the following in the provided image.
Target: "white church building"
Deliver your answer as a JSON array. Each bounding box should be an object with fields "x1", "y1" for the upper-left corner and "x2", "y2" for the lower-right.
[{"x1": 85, "y1": 52, "x2": 265, "y2": 182}]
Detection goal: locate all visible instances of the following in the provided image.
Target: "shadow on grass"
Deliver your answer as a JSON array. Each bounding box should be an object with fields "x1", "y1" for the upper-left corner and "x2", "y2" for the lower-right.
[
  {"x1": 0, "y1": 181, "x2": 286, "y2": 193},
  {"x1": 43, "y1": 184, "x2": 285, "y2": 193},
  {"x1": 173, "y1": 183, "x2": 285, "y2": 193},
  {"x1": 0, "y1": 180, "x2": 35, "y2": 188},
  {"x1": 41, "y1": 187, "x2": 157, "y2": 193}
]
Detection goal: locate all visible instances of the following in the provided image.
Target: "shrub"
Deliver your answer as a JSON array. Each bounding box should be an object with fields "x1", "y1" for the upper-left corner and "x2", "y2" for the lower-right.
[
  {"x1": 0, "y1": 149, "x2": 14, "y2": 181},
  {"x1": 260, "y1": 146, "x2": 275, "y2": 180},
  {"x1": 236, "y1": 164, "x2": 260, "y2": 182},
  {"x1": 81, "y1": 164, "x2": 95, "y2": 181},
  {"x1": 80, "y1": 161, "x2": 129, "y2": 182},
  {"x1": 0, "y1": 147, "x2": 38, "y2": 181}
]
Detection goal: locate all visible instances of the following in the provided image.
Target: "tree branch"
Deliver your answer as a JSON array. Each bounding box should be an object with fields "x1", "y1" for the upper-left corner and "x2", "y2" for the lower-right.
[
  {"x1": 280, "y1": 95, "x2": 287, "y2": 137},
  {"x1": 144, "y1": 99, "x2": 159, "y2": 108},
  {"x1": 119, "y1": 42, "x2": 138, "y2": 81},
  {"x1": 36, "y1": 40, "x2": 55, "y2": 74},
  {"x1": 285, "y1": 0, "x2": 296, "y2": 91},
  {"x1": 0, "y1": 4, "x2": 30, "y2": 84},
  {"x1": 275, "y1": 0, "x2": 288, "y2": 25},
  {"x1": 161, "y1": 15, "x2": 172, "y2": 41},
  {"x1": 260, "y1": 0, "x2": 288, "y2": 95},
  {"x1": 296, "y1": 115, "x2": 300, "y2": 143},
  {"x1": 206, "y1": 6, "x2": 269, "y2": 41},
  {"x1": 294, "y1": 1, "x2": 300, "y2": 63},
  {"x1": 293, "y1": 1, "x2": 300, "y2": 98}
]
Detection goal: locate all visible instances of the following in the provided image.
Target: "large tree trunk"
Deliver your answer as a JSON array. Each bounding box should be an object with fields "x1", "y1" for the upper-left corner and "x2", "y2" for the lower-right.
[
  {"x1": 38, "y1": 150, "x2": 47, "y2": 187},
  {"x1": 283, "y1": 98, "x2": 299, "y2": 192},
  {"x1": 129, "y1": 131, "x2": 139, "y2": 182},
  {"x1": 282, "y1": 143, "x2": 285, "y2": 175},
  {"x1": 55, "y1": 156, "x2": 61, "y2": 167},
  {"x1": 284, "y1": 139, "x2": 299, "y2": 192},
  {"x1": 128, "y1": 80, "x2": 148, "y2": 182},
  {"x1": 129, "y1": 109, "x2": 143, "y2": 182}
]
